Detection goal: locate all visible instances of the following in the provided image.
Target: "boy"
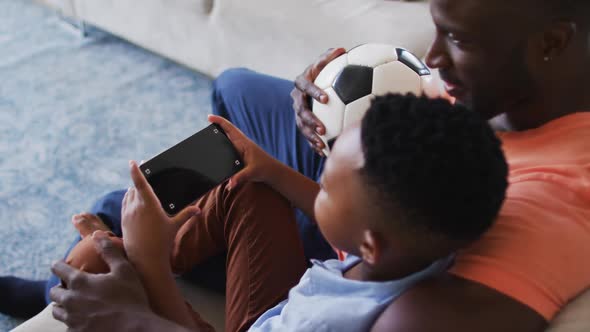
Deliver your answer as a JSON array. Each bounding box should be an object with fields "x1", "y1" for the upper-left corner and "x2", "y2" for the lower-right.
[{"x1": 58, "y1": 93, "x2": 508, "y2": 331}]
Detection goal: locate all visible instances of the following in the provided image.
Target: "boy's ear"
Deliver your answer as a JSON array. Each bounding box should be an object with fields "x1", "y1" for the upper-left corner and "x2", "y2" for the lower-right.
[{"x1": 359, "y1": 230, "x2": 383, "y2": 266}]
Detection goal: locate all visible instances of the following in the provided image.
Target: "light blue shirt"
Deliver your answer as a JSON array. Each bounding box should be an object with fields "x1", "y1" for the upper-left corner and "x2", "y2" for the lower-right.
[{"x1": 249, "y1": 255, "x2": 452, "y2": 331}]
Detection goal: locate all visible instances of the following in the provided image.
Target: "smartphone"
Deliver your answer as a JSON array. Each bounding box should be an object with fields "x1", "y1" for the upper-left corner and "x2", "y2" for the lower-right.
[{"x1": 139, "y1": 124, "x2": 244, "y2": 215}]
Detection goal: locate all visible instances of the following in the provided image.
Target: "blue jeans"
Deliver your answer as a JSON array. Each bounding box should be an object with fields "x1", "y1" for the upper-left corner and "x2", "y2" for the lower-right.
[{"x1": 46, "y1": 68, "x2": 335, "y2": 303}]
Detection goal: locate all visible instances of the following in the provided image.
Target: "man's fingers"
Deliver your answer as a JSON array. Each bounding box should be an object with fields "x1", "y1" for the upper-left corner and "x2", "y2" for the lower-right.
[
  {"x1": 292, "y1": 88, "x2": 326, "y2": 138},
  {"x1": 299, "y1": 109, "x2": 325, "y2": 136},
  {"x1": 295, "y1": 107, "x2": 326, "y2": 151},
  {"x1": 316, "y1": 48, "x2": 346, "y2": 70},
  {"x1": 300, "y1": 125, "x2": 324, "y2": 150},
  {"x1": 294, "y1": 74, "x2": 326, "y2": 103},
  {"x1": 92, "y1": 231, "x2": 127, "y2": 274},
  {"x1": 294, "y1": 47, "x2": 345, "y2": 103},
  {"x1": 299, "y1": 110, "x2": 326, "y2": 144},
  {"x1": 52, "y1": 303, "x2": 69, "y2": 324},
  {"x1": 51, "y1": 260, "x2": 78, "y2": 286},
  {"x1": 49, "y1": 284, "x2": 68, "y2": 306}
]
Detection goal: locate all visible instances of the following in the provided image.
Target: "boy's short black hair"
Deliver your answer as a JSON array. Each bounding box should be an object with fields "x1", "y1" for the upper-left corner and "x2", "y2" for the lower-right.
[{"x1": 360, "y1": 94, "x2": 508, "y2": 243}]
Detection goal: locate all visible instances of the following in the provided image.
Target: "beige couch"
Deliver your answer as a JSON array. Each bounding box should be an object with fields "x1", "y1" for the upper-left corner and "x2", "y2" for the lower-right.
[
  {"x1": 37, "y1": 0, "x2": 435, "y2": 79},
  {"x1": 18, "y1": 0, "x2": 590, "y2": 331}
]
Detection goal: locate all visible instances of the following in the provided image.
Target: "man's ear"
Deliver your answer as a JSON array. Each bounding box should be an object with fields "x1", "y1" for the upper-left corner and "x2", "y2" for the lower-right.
[
  {"x1": 359, "y1": 230, "x2": 383, "y2": 266},
  {"x1": 541, "y1": 21, "x2": 577, "y2": 61}
]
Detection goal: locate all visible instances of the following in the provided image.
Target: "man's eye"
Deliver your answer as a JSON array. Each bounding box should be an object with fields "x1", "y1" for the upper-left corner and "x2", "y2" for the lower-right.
[{"x1": 447, "y1": 32, "x2": 463, "y2": 45}]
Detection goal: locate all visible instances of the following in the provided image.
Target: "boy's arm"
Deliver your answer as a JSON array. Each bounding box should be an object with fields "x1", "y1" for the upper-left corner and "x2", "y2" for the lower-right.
[
  {"x1": 132, "y1": 259, "x2": 197, "y2": 330},
  {"x1": 209, "y1": 114, "x2": 321, "y2": 220},
  {"x1": 121, "y1": 161, "x2": 202, "y2": 330},
  {"x1": 264, "y1": 158, "x2": 320, "y2": 220}
]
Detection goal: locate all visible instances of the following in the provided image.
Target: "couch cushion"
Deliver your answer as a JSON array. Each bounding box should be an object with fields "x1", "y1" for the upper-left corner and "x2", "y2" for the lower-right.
[
  {"x1": 546, "y1": 288, "x2": 590, "y2": 332},
  {"x1": 10, "y1": 278, "x2": 226, "y2": 332},
  {"x1": 63, "y1": 0, "x2": 433, "y2": 79},
  {"x1": 11, "y1": 287, "x2": 590, "y2": 331}
]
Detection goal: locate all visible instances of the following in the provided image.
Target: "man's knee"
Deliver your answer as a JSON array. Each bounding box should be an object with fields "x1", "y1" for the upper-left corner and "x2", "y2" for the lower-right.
[{"x1": 212, "y1": 68, "x2": 254, "y2": 100}]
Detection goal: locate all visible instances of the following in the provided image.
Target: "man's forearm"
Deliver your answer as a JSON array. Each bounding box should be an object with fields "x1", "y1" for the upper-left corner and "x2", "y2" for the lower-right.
[{"x1": 265, "y1": 159, "x2": 320, "y2": 220}]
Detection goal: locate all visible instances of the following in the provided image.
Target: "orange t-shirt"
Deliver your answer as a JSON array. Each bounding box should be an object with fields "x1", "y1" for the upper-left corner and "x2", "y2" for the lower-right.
[{"x1": 449, "y1": 112, "x2": 590, "y2": 321}]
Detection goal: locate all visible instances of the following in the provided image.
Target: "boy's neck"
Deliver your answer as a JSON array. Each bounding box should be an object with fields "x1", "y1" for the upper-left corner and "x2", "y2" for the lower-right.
[{"x1": 343, "y1": 257, "x2": 441, "y2": 282}]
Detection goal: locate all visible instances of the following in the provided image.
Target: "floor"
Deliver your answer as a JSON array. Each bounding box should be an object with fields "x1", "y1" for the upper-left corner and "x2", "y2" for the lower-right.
[{"x1": 0, "y1": 1, "x2": 212, "y2": 329}]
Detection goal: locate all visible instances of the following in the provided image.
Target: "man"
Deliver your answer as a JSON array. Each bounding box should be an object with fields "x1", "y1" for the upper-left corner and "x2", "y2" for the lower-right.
[
  {"x1": 217, "y1": 1, "x2": 590, "y2": 329},
  {"x1": 6, "y1": 0, "x2": 590, "y2": 330}
]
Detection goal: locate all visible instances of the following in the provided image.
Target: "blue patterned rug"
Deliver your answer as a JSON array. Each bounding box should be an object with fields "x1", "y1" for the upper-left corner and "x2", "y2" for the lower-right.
[{"x1": 0, "y1": 1, "x2": 212, "y2": 329}]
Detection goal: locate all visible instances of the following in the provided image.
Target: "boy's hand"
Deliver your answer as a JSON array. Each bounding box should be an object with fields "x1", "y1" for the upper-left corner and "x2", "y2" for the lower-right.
[
  {"x1": 121, "y1": 161, "x2": 200, "y2": 268},
  {"x1": 208, "y1": 114, "x2": 281, "y2": 190},
  {"x1": 291, "y1": 47, "x2": 346, "y2": 156}
]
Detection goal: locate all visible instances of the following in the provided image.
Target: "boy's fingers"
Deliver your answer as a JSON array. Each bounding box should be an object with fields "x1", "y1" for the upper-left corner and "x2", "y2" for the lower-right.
[
  {"x1": 128, "y1": 161, "x2": 158, "y2": 204},
  {"x1": 228, "y1": 168, "x2": 253, "y2": 190},
  {"x1": 207, "y1": 115, "x2": 245, "y2": 142},
  {"x1": 170, "y1": 205, "x2": 201, "y2": 230}
]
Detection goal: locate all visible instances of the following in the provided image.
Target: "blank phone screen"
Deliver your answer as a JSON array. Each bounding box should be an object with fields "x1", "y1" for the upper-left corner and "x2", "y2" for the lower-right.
[{"x1": 139, "y1": 124, "x2": 243, "y2": 215}]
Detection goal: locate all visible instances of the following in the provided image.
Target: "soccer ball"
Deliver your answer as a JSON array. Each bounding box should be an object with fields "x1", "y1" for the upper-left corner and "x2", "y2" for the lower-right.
[{"x1": 312, "y1": 43, "x2": 434, "y2": 154}]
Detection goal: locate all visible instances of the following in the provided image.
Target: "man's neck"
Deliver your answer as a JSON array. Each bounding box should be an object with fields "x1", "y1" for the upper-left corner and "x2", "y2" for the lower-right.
[{"x1": 490, "y1": 80, "x2": 590, "y2": 132}]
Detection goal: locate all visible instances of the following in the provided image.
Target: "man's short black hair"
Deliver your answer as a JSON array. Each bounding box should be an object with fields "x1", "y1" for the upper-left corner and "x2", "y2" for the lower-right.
[
  {"x1": 360, "y1": 94, "x2": 508, "y2": 243},
  {"x1": 542, "y1": 0, "x2": 590, "y2": 23}
]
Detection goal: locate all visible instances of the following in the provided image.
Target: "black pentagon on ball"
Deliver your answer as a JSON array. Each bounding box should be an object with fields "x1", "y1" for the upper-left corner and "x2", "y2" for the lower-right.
[
  {"x1": 332, "y1": 65, "x2": 373, "y2": 105},
  {"x1": 396, "y1": 48, "x2": 431, "y2": 76}
]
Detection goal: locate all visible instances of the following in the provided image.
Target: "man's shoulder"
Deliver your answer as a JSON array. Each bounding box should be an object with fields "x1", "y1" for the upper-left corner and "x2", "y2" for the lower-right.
[{"x1": 371, "y1": 274, "x2": 547, "y2": 332}]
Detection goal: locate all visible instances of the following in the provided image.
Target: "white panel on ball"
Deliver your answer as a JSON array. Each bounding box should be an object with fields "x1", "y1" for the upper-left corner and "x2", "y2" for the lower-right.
[
  {"x1": 372, "y1": 61, "x2": 422, "y2": 96},
  {"x1": 314, "y1": 54, "x2": 349, "y2": 90},
  {"x1": 312, "y1": 87, "x2": 346, "y2": 142},
  {"x1": 420, "y1": 70, "x2": 445, "y2": 99},
  {"x1": 343, "y1": 94, "x2": 375, "y2": 129},
  {"x1": 347, "y1": 44, "x2": 397, "y2": 68}
]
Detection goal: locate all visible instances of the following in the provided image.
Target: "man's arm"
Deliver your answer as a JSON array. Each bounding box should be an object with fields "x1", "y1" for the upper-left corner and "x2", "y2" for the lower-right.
[
  {"x1": 372, "y1": 274, "x2": 548, "y2": 332},
  {"x1": 50, "y1": 232, "x2": 206, "y2": 332}
]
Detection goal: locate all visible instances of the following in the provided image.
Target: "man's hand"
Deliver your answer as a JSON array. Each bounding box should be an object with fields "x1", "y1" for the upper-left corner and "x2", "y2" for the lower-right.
[
  {"x1": 121, "y1": 160, "x2": 200, "y2": 268},
  {"x1": 209, "y1": 114, "x2": 281, "y2": 190},
  {"x1": 291, "y1": 47, "x2": 346, "y2": 156},
  {"x1": 50, "y1": 231, "x2": 152, "y2": 331}
]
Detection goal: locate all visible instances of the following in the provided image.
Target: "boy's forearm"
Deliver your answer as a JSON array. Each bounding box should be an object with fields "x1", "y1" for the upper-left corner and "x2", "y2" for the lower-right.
[
  {"x1": 265, "y1": 159, "x2": 320, "y2": 220},
  {"x1": 132, "y1": 259, "x2": 196, "y2": 330}
]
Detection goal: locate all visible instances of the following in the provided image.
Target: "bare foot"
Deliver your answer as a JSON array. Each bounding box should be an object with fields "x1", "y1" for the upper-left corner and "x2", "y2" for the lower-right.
[{"x1": 71, "y1": 213, "x2": 110, "y2": 238}]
